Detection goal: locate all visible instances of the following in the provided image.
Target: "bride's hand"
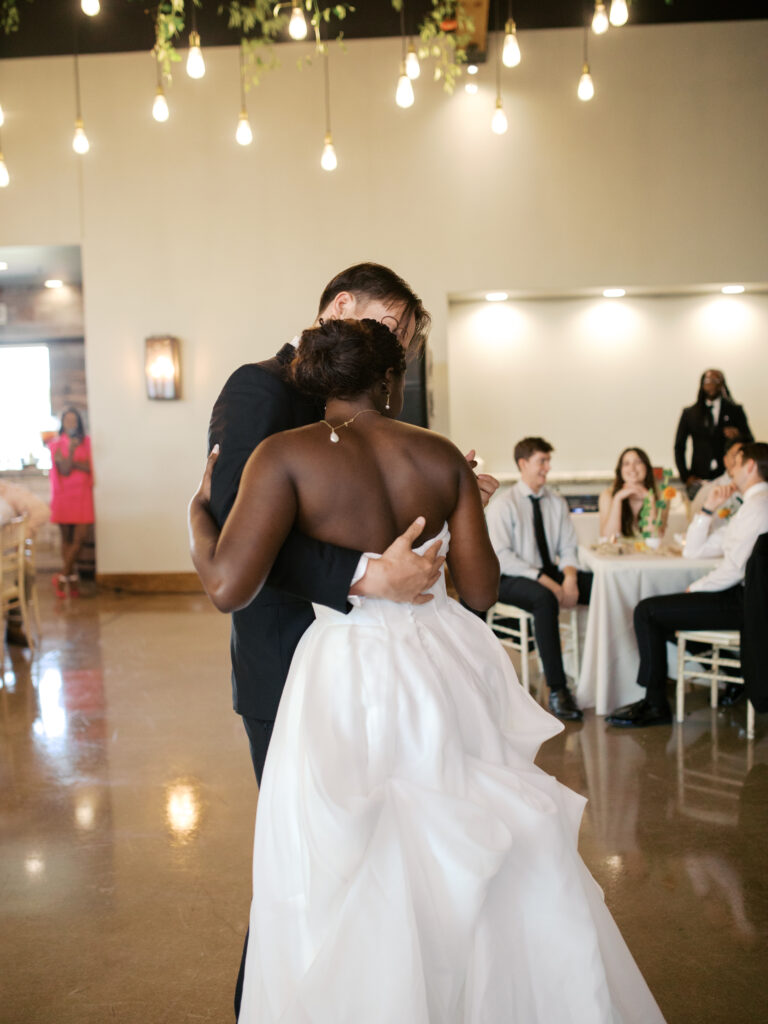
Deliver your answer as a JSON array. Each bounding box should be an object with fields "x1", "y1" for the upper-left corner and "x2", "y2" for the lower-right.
[{"x1": 194, "y1": 443, "x2": 220, "y2": 506}]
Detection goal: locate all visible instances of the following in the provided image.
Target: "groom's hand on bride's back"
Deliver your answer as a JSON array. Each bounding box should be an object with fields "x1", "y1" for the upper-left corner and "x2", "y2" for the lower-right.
[{"x1": 350, "y1": 516, "x2": 445, "y2": 605}]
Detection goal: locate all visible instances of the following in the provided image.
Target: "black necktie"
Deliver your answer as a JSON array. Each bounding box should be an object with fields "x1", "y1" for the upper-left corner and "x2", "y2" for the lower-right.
[{"x1": 529, "y1": 495, "x2": 557, "y2": 579}]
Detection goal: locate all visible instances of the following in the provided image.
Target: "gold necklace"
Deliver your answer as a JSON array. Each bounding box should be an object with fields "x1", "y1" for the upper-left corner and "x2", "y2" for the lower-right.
[{"x1": 321, "y1": 408, "x2": 380, "y2": 444}]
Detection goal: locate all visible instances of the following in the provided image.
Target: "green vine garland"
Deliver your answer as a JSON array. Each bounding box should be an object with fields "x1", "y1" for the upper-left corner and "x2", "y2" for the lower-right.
[{"x1": 1, "y1": 0, "x2": 472, "y2": 93}]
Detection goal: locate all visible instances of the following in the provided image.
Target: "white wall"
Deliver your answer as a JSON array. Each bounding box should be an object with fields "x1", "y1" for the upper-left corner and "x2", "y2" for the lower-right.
[
  {"x1": 0, "y1": 21, "x2": 766, "y2": 571},
  {"x1": 449, "y1": 293, "x2": 768, "y2": 476}
]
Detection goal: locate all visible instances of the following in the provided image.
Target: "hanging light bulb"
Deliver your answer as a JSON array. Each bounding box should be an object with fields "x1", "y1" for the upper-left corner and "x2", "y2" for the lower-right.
[
  {"x1": 502, "y1": 19, "x2": 521, "y2": 68},
  {"x1": 288, "y1": 4, "x2": 308, "y2": 40},
  {"x1": 395, "y1": 61, "x2": 415, "y2": 108},
  {"x1": 577, "y1": 63, "x2": 595, "y2": 101},
  {"x1": 81, "y1": 0, "x2": 100, "y2": 15},
  {"x1": 320, "y1": 50, "x2": 337, "y2": 171},
  {"x1": 405, "y1": 45, "x2": 420, "y2": 80},
  {"x1": 235, "y1": 45, "x2": 253, "y2": 146},
  {"x1": 0, "y1": 152, "x2": 9, "y2": 188},
  {"x1": 609, "y1": 0, "x2": 628, "y2": 27},
  {"x1": 236, "y1": 111, "x2": 253, "y2": 146},
  {"x1": 321, "y1": 131, "x2": 337, "y2": 171},
  {"x1": 72, "y1": 54, "x2": 89, "y2": 153},
  {"x1": 152, "y1": 86, "x2": 169, "y2": 122},
  {"x1": 591, "y1": 2, "x2": 609, "y2": 34},
  {"x1": 186, "y1": 31, "x2": 206, "y2": 79},
  {"x1": 72, "y1": 118, "x2": 90, "y2": 154},
  {"x1": 491, "y1": 98, "x2": 508, "y2": 134}
]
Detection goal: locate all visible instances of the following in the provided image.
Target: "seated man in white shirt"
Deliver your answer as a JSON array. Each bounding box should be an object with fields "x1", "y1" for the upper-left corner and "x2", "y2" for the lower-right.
[
  {"x1": 606, "y1": 441, "x2": 768, "y2": 728},
  {"x1": 485, "y1": 437, "x2": 592, "y2": 721},
  {"x1": 689, "y1": 436, "x2": 744, "y2": 522}
]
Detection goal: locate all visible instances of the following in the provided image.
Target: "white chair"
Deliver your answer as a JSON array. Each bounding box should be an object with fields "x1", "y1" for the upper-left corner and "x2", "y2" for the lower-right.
[
  {"x1": 487, "y1": 602, "x2": 580, "y2": 694},
  {"x1": 676, "y1": 629, "x2": 755, "y2": 740},
  {"x1": 1, "y1": 516, "x2": 36, "y2": 652}
]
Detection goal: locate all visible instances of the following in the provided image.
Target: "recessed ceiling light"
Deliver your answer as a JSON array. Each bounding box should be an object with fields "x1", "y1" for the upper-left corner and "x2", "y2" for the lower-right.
[
  {"x1": 44, "y1": 279, "x2": 63, "y2": 289},
  {"x1": 721, "y1": 285, "x2": 745, "y2": 295},
  {"x1": 485, "y1": 291, "x2": 508, "y2": 302},
  {"x1": 0, "y1": 261, "x2": 7, "y2": 271},
  {"x1": 467, "y1": 64, "x2": 479, "y2": 75},
  {"x1": 465, "y1": 82, "x2": 478, "y2": 94},
  {"x1": 603, "y1": 288, "x2": 626, "y2": 298}
]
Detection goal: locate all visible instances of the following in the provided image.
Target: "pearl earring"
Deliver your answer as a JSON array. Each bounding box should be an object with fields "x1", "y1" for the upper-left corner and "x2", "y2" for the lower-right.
[{"x1": 385, "y1": 390, "x2": 391, "y2": 411}]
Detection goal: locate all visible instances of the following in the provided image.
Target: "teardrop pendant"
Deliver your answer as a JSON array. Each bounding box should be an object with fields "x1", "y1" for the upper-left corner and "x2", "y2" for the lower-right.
[{"x1": 329, "y1": 430, "x2": 340, "y2": 443}]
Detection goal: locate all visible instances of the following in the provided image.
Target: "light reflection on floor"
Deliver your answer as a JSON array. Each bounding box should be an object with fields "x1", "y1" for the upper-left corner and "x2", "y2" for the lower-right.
[{"x1": 1, "y1": 583, "x2": 766, "y2": 1023}]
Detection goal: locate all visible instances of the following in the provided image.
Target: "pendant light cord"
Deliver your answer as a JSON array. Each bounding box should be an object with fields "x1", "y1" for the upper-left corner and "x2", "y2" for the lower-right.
[
  {"x1": 239, "y1": 42, "x2": 247, "y2": 109},
  {"x1": 323, "y1": 47, "x2": 331, "y2": 134}
]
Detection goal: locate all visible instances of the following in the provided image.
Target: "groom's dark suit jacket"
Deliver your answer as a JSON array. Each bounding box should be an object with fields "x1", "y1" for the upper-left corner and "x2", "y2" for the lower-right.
[{"x1": 207, "y1": 343, "x2": 362, "y2": 721}]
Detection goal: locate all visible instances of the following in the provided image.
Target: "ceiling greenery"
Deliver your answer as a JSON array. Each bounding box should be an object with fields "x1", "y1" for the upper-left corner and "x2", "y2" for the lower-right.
[{"x1": 1, "y1": 0, "x2": 474, "y2": 94}]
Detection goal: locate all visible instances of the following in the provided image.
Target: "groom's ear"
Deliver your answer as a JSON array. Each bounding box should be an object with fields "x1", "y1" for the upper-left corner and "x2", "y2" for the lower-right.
[{"x1": 323, "y1": 291, "x2": 355, "y2": 321}]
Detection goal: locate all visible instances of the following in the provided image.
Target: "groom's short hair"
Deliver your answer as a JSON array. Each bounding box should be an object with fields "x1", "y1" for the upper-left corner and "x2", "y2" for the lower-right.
[{"x1": 318, "y1": 262, "x2": 431, "y2": 351}]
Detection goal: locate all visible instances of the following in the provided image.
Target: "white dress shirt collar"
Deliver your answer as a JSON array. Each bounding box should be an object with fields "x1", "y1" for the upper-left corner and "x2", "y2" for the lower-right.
[
  {"x1": 742, "y1": 481, "x2": 768, "y2": 503},
  {"x1": 515, "y1": 479, "x2": 549, "y2": 500}
]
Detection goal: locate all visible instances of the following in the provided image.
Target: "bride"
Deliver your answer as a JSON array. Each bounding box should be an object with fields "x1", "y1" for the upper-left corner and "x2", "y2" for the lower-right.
[{"x1": 189, "y1": 318, "x2": 665, "y2": 1023}]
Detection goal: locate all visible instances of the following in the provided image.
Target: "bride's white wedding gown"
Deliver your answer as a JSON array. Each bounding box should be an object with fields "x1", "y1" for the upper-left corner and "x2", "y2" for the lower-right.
[{"x1": 238, "y1": 524, "x2": 665, "y2": 1023}]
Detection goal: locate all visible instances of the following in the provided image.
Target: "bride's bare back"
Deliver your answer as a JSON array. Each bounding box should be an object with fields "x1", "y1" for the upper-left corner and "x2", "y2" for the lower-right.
[{"x1": 206, "y1": 412, "x2": 498, "y2": 613}]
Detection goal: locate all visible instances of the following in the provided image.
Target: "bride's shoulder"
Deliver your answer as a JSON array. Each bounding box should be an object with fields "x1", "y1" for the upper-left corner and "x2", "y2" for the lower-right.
[{"x1": 389, "y1": 421, "x2": 467, "y2": 465}]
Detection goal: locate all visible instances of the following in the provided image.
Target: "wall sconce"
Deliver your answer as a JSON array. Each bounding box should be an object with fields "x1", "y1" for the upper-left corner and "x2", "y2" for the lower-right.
[{"x1": 145, "y1": 336, "x2": 181, "y2": 400}]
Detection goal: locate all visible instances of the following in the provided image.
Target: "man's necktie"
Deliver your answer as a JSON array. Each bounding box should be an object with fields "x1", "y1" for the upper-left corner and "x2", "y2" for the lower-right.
[
  {"x1": 705, "y1": 401, "x2": 716, "y2": 434},
  {"x1": 529, "y1": 495, "x2": 557, "y2": 579}
]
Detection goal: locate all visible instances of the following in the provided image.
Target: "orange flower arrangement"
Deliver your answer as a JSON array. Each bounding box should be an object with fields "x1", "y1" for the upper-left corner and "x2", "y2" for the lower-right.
[{"x1": 639, "y1": 470, "x2": 676, "y2": 540}]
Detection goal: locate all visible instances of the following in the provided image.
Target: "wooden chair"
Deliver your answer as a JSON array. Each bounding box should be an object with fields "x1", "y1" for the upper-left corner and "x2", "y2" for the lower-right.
[
  {"x1": 1, "y1": 516, "x2": 36, "y2": 652},
  {"x1": 676, "y1": 629, "x2": 755, "y2": 740},
  {"x1": 487, "y1": 602, "x2": 580, "y2": 694}
]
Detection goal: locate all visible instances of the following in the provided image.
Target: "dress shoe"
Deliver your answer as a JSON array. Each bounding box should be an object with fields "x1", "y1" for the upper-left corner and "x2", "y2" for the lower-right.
[
  {"x1": 548, "y1": 687, "x2": 583, "y2": 721},
  {"x1": 719, "y1": 682, "x2": 745, "y2": 708},
  {"x1": 605, "y1": 698, "x2": 672, "y2": 728}
]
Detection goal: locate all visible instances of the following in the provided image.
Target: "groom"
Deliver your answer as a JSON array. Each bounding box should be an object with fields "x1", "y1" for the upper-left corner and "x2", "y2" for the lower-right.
[
  {"x1": 210, "y1": 263, "x2": 441, "y2": 782},
  {"x1": 208, "y1": 262, "x2": 497, "y2": 1018}
]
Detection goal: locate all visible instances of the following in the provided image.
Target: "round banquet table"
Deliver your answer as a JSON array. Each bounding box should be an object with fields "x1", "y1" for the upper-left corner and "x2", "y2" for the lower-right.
[{"x1": 575, "y1": 544, "x2": 720, "y2": 715}]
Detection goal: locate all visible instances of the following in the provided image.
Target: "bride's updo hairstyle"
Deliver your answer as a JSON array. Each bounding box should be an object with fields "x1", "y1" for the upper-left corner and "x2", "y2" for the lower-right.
[{"x1": 290, "y1": 318, "x2": 406, "y2": 400}]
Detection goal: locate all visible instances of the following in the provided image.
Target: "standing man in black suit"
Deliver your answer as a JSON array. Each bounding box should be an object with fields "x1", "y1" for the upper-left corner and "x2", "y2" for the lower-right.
[{"x1": 674, "y1": 368, "x2": 753, "y2": 498}]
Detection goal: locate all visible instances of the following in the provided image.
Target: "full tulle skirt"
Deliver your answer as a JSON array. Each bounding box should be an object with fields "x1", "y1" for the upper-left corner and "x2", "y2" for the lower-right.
[{"x1": 239, "y1": 530, "x2": 665, "y2": 1023}]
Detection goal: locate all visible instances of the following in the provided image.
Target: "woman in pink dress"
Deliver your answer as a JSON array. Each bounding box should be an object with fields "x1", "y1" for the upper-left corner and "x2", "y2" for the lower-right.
[{"x1": 48, "y1": 408, "x2": 94, "y2": 596}]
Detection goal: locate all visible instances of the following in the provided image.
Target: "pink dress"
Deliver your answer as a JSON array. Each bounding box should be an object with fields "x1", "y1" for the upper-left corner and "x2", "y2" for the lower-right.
[{"x1": 48, "y1": 435, "x2": 94, "y2": 524}]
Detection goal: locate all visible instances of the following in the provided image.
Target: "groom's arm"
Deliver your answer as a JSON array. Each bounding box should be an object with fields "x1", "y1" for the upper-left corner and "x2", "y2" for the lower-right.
[{"x1": 208, "y1": 363, "x2": 362, "y2": 613}]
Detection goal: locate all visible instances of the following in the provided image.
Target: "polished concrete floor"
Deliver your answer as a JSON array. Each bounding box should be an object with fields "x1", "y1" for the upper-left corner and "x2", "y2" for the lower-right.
[{"x1": 2, "y1": 582, "x2": 766, "y2": 1024}]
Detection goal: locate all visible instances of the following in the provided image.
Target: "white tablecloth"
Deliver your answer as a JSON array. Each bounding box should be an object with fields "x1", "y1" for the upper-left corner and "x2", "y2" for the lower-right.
[{"x1": 575, "y1": 545, "x2": 720, "y2": 715}]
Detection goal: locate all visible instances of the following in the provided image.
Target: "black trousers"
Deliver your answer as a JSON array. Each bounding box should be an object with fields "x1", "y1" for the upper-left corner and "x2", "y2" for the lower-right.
[
  {"x1": 634, "y1": 586, "x2": 744, "y2": 702},
  {"x1": 497, "y1": 571, "x2": 592, "y2": 692},
  {"x1": 234, "y1": 716, "x2": 275, "y2": 1020}
]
